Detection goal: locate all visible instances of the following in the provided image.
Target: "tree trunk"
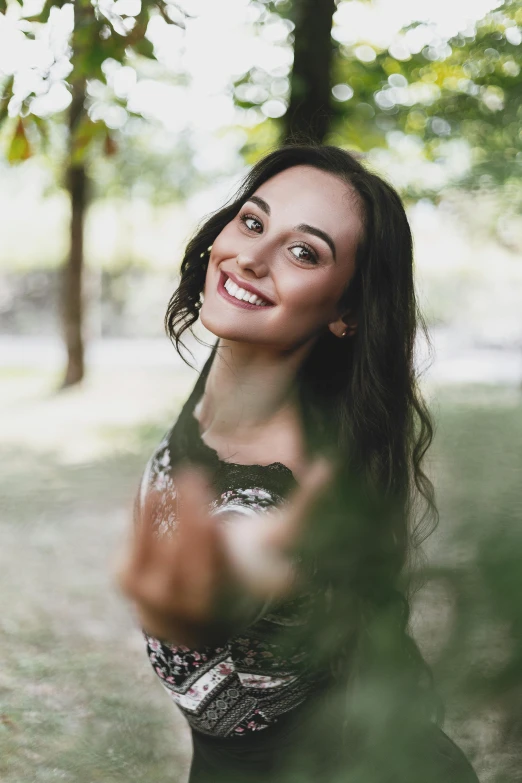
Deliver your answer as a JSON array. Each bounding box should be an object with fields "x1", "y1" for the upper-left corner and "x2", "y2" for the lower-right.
[
  {"x1": 61, "y1": 156, "x2": 87, "y2": 387},
  {"x1": 283, "y1": 0, "x2": 337, "y2": 144},
  {"x1": 60, "y1": 82, "x2": 87, "y2": 388},
  {"x1": 60, "y1": 0, "x2": 87, "y2": 389}
]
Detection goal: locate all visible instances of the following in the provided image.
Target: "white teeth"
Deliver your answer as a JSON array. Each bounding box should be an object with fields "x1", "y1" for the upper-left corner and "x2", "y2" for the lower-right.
[
  {"x1": 223, "y1": 276, "x2": 269, "y2": 306},
  {"x1": 227, "y1": 280, "x2": 238, "y2": 295}
]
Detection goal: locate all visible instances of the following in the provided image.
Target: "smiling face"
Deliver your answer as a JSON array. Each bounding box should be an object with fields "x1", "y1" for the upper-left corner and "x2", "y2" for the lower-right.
[{"x1": 200, "y1": 165, "x2": 363, "y2": 350}]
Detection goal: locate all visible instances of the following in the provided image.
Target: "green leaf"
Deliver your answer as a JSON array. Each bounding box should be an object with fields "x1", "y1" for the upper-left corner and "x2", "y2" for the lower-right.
[
  {"x1": 0, "y1": 75, "x2": 14, "y2": 124},
  {"x1": 7, "y1": 118, "x2": 32, "y2": 163},
  {"x1": 131, "y1": 37, "x2": 155, "y2": 59},
  {"x1": 31, "y1": 113, "x2": 50, "y2": 145}
]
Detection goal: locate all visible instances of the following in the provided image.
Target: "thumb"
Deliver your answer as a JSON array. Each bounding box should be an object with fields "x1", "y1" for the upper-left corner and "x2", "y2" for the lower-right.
[{"x1": 271, "y1": 457, "x2": 334, "y2": 548}]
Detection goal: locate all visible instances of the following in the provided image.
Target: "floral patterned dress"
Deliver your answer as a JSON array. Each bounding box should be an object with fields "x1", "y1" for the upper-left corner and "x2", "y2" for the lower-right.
[{"x1": 137, "y1": 354, "x2": 325, "y2": 739}]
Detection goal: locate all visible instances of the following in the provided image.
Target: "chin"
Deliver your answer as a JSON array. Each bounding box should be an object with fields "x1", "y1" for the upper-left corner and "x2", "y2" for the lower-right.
[{"x1": 199, "y1": 305, "x2": 249, "y2": 343}]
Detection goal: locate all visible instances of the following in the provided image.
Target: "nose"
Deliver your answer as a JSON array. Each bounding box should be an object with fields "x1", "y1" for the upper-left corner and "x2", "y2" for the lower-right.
[{"x1": 235, "y1": 251, "x2": 269, "y2": 279}]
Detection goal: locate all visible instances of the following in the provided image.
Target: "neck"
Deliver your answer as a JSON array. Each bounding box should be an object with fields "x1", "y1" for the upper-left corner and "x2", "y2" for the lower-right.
[{"x1": 195, "y1": 338, "x2": 315, "y2": 442}]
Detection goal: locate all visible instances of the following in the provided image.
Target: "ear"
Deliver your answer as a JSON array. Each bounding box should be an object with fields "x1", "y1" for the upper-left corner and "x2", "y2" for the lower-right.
[{"x1": 327, "y1": 311, "x2": 357, "y2": 340}]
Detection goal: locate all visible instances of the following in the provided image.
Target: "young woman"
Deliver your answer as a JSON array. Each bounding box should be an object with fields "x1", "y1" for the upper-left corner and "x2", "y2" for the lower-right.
[{"x1": 118, "y1": 145, "x2": 479, "y2": 782}]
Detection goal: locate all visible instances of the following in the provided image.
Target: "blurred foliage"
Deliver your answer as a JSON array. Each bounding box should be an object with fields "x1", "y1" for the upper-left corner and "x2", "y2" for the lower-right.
[
  {"x1": 0, "y1": 0, "x2": 197, "y2": 199},
  {"x1": 2, "y1": 0, "x2": 521, "y2": 204},
  {"x1": 0, "y1": 0, "x2": 196, "y2": 384},
  {"x1": 234, "y1": 0, "x2": 522, "y2": 207},
  {"x1": 372, "y1": 0, "x2": 522, "y2": 198}
]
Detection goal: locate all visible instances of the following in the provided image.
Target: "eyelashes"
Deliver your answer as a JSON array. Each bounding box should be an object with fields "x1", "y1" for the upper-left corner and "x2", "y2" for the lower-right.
[
  {"x1": 238, "y1": 212, "x2": 319, "y2": 266},
  {"x1": 240, "y1": 213, "x2": 263, "y2": 233}
]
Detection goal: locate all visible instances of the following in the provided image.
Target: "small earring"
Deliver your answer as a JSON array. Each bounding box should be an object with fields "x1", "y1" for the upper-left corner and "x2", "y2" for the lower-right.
[{"x1": 341, "y1": 329, "x2": 348, "y2": 338}]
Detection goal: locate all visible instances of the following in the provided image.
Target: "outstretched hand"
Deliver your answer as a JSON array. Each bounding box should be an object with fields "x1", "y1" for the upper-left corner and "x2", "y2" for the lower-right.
[{"x1": 115, "y1": 458, "x2": 333, "y2": 646}]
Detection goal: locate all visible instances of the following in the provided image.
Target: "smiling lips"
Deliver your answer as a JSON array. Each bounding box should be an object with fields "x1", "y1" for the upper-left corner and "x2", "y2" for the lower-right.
[{"x1": 218, "y1": 271, "x2": 274, "y2": 309}]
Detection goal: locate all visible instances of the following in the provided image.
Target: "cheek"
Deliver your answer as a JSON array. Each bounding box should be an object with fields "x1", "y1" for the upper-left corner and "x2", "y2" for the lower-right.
[
  {"x1": 279, "y1": 272, "x2": 343, "y2": 318},
  {"x1": 212, "y1": 224, "x2": 238, "y2": 258},
  {"x1": 202, "y1": 234, "x2": 231, "y2": 292}
]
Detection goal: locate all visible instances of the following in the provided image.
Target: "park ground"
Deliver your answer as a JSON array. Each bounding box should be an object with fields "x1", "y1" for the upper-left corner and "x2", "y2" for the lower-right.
[{"x1": 0, "y1": 351, "x2": 521, "y2": 783}]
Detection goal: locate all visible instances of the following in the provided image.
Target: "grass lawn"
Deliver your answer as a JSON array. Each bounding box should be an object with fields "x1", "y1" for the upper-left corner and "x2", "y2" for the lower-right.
[{"x1": 0, "y1": 368, "x2": 520, "y2": 783}]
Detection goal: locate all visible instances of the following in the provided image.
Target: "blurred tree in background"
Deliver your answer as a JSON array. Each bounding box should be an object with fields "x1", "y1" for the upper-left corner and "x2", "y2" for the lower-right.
[
  {"x1": 0, "y1": 0, "x2": 188, "y2": 386},
  {"x1": 236, "y1": 0, "x2": 522, "y2": 205},
  {"x1": 1, "y1": 0, "x2": 521, "y2": 380},
  {"x1": 390, "y1": 0, "x2": 522, "y2": 196},
  {"x1": 282, "y1": 0, "x2": 336, "y2": 143}
]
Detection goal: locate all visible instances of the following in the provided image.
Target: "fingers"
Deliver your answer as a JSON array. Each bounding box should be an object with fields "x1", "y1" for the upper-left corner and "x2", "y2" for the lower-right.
[
  {"x1": 224, "y1": 458, "x2": 335, "y2": 599},
  {"x1": 135, "y1": 464, "x2": 215, "y2": 572},
  {"x1": 174, "y1": 465, "x2": 215, "y2": 539},
  {"x1": 117, "y1": 456, "x2": 332, "y2": 626},
  {"x1": 223, "y1": 519, "x2": 296, "y2": 598},
  {"x1": 274, "y1": 457, "x2": 334, "y2": 547},
  {"x1": 133, "y1": 486, "x2": 163, "y2": 569},
  {"x1": 165, "y1": 465, "x2": 224, "y2": 615},
  {"x1": 117, "y1": 465, "x2": 214, "y2": 598},
  {"x1": 174, "y1": 465, "x2": 217, "y2": 569},
  {"x1": 116, "y1": 463, "x2": 228, "y2": 640},
  {"x1": 115, "y1": 487, "x2": 161, "y2": 597}
]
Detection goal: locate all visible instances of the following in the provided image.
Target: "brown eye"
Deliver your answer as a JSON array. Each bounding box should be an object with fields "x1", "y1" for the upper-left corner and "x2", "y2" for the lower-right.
[
  {"x1": 240, "y1": 214, "x2": 263, "y2": 233},
  {"x1": 290, "y1": 244, "x2": 318, "y2": 265}
]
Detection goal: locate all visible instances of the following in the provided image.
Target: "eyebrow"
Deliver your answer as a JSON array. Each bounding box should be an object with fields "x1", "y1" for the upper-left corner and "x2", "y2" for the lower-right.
[
  {"x1": 249, "y1": 195, "x2": 271, "y2": 215},
  {"x1": 246, "y1": 196, "x2": 337, "y2": 260},
  {"x1": 294, "y1": 223, "x2": 337, "y2": 260}
]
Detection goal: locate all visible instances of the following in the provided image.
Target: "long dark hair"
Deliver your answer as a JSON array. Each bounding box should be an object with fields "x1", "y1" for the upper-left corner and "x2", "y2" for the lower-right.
[{"x1": 165, "y1": 144, "x2": 440, "y2": 729}]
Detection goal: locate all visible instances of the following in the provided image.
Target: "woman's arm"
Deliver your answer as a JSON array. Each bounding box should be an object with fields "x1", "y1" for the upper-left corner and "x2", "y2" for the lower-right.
[{"x1": 115, "y1": 461, "x2": 332, "y2": 648}]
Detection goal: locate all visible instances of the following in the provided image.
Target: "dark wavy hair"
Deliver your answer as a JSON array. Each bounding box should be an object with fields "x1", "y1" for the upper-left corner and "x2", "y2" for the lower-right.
[{"x1": 165, "y1": 144, "x2": 440, "y2": 729}]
